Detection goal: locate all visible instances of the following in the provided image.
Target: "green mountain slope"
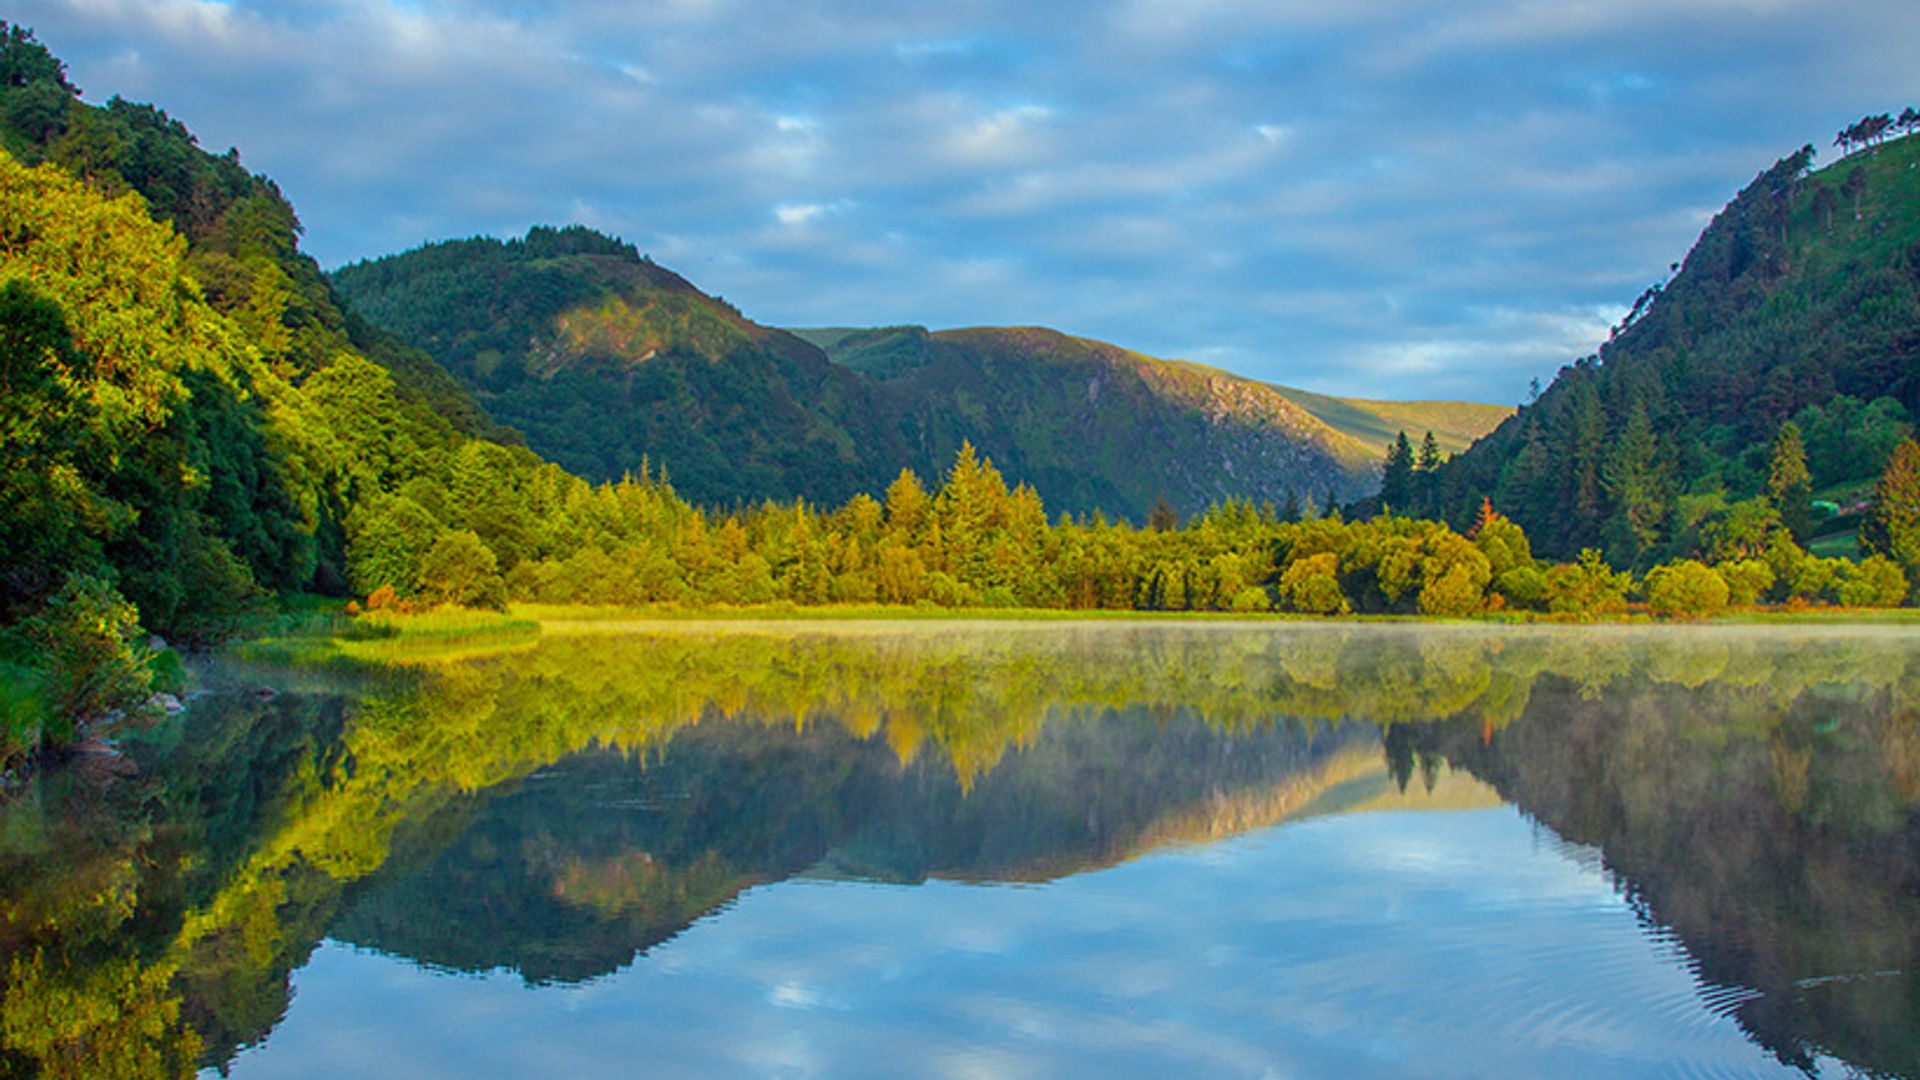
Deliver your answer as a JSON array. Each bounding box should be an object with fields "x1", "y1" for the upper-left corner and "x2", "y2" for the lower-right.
[
  {"x1": 800, "y1": 322, "x2": 1386, "y2": 512},
  {"x1": 0, "y1": 28, "x2": 507, "y2": 447},
  {"x1": 338, "y1": 244, "x2": 1511, "y2": 519},
  {"x1": 331, "y1": 230, "x2": 903, "y2": 507},
  {"x1": 796, "y1": 324, "x2": 1509, "y2": 469},
  {"x1": 1435, "y1": 133, "x2": 1920, "y2": 563}
]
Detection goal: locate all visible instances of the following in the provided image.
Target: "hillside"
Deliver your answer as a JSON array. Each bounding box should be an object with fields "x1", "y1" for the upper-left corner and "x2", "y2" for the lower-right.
[
  {"x1": 1261, "y1": 386, "x2": 1513, "y2": 459},
  {"x1": 1434, "y1": 132, "x2": 1920, "y2": 564},
  {"x1": 792, "y1": 322, "x2": 1387, "y2": 513},
  {"x1": 331, "y1": 230, "x2": 904, "y2": 507},
  {"x1": 0, "y1": 30, "x2": 506, "y2": 448},
  {"x1": 796, "y1": 324, "x2": 1508, "y2": 466},
  {"x1": 338, "y1": 245, "x2": 1509, "y2": 517}
]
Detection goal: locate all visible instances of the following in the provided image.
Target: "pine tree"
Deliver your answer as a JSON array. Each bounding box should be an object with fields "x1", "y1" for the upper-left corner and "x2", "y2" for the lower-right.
[
  {"x1": 1469, "y1": 497, "x2": 1496, "y2": 539},
  {"x1": 1602, "y1": 403, "x2": 1667, "y2": 562},
  {"x1": 1414, "y1": 431, "x2": 1442, "y2": 514},
  {"x1": 1767, "y1": 420, "x2": 1813, "y2": 541},
  {"x1": 1280, "y1": 488, "x2": 1301, "y2": 524},
  {"x1": 1380, "y1": 432, "x2": 1414, "y2": 512},
  {"x1": 1565, "y1": 379, "x2": 1607, "y2": 544},
  {"x1": 1863, "y1": 438, "x2": 1920, "y2": 595},
  {"x1": 1148, "y1": 494, "x2": 1178, "y2": 532}
]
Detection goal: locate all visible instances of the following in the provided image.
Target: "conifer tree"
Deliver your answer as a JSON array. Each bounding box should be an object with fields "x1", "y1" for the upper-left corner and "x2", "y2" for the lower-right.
[
  {"x1": 1148, "y1": 494, "x2": 1177, "y2": 532},
  {"x1": 1414, "y1": 431, "x2": 1442, "y2": 513},
  {"x1": 1280, "y1": 489, "x2": 1301, "y2": 524},
  {"x1": 1380, "y1": 432, "x2": 1415, "y2": 512},
  {"x1": 1863, "y1": 438, "x2": 1920, "y2": 596},
  {"x1": 1603, "y1": 403, "x2": 1667, "y2": 562},
  {"x1": 1767, "y1": 421, "x2": 1812, "y2": 540}
]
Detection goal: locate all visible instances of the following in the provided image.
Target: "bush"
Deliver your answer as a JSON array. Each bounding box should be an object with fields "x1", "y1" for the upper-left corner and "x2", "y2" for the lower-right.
[
  {"x1": 1646, "y1": 560, "x2": 1730, "y2": 619},
  {"x1": 1716, "y1": 559, "x2": 1775, "y2": 607},
  {"x1": 1545, "y1": 549, "x2": 1631, "y2": 616},
  {"x1": 1229, "y1": 585, "x2": 1273, "y2": 613},
  {"x1": 1418, "y1": 533, "x2": 1492, "y2": 617},
  {"x1": 25, "y1": 575, "x2": 153, "y2": 737},
  {"x1": 1836, "y1": 555, "x2": 1908, "y2": 608},
  {"x1": 1789, "y1": 556, "x2": 1845, "y2": 602},
  {"x1": 417, "y1": 529, "x2": 508, "y2": 610},
  {"x1": 1281, "y1": 553, "x2": 1349, "y2": 615},
  {"x1": 0, "y1": 658, "x2": 47, "y2": 772},
  {"x1": 346, "y1": 495, "x2": 442, "y2": 597},
  {"x1": 1493, "y1": 566, "x2": 1549, "y2": 611},
  {"x1": 1473, "y1": 516, "x2": 1533, "y2": 577}
]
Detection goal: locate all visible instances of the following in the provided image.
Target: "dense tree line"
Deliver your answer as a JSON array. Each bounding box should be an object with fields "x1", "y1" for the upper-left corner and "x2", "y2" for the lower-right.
[{"x1": 346, "y1": 430, "x2": 1913, "y2": 626}]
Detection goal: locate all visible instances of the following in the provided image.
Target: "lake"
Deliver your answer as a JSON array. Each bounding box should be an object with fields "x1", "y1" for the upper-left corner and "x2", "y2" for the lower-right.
[{"x1": 2, "y1": 621, "x2": 1916, "y2": 1078}]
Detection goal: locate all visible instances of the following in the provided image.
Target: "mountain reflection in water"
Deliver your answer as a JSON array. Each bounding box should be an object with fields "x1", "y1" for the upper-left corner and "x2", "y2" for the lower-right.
[{"x1": 0, "y1": 622, "x2": 1914, "y2": 1077}]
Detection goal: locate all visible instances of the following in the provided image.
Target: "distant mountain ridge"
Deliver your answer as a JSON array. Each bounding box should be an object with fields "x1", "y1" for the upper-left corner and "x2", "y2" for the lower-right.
[{"x1": 334, "y1": 238, "x2": 1511, "y2": 517}]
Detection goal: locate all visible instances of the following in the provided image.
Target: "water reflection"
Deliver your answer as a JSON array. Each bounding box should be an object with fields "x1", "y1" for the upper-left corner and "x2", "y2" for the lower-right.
[{"x1": 0, "y1": 623, "x2": 1914, "y2": 1077}]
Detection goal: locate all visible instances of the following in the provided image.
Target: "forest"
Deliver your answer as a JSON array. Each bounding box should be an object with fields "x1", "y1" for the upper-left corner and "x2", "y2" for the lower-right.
[
  {"x1": 2, "y1": 21, "x2": 1919, "y2": 775},
  {"x1": 1428, "y1": 128, "x2": 1920, "y2": 567}
]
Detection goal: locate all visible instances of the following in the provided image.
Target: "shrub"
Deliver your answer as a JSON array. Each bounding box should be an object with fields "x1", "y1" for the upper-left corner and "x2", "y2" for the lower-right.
[
  {"x1": 1473, "y1": 515, "x2": 1533, "y2": 577},
  {"x1": 346, "y1": 495, "x2": 441, "y2": 598},
  {"x1": 1230, "y1": 585, "x2": 1273, "y2": 613},
  {"x1": 1494, "y1": 566, "x2": 1549, "y2": 611},
  {"x1": 1646, "y1": 560, "x2": 1730, "y2": 619},
  {"x1": 1789, "y1": 556, "x2": 1845, "y2": 602},
  {"x1": 1836, "y1": 555, "x2": 1908, "y2": 608},
  {"x1": 417, "y1": 529, "x2": 508, "y2": 610},
  {"x1": 1418, "y1": 533, "x2": 1492, "y2": 617},
  {"x1": 25, "y1": 575, "x2": 153, "y2": 736},
  {"x1": 1280, "y1": 553, "x2": 1349, "y2": 615},
  {"x1": 0, "y1": 658, "x2": 47, "y2": 772},
  {"x1": 1716, "y1": 559, "x2": 1775, "y2": 607},
  {"x1": 1545, "y1": 549, "x2": 1631, "y2": 616}
]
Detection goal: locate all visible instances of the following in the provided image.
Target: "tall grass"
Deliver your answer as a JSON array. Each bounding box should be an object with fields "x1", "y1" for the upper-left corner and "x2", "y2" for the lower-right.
[
  {"x1": 0, "y1": 659, "x2": 49, "y2": 775},
  {"x1": 237, "y1": 606, "x2": 540, "y2": 670}
]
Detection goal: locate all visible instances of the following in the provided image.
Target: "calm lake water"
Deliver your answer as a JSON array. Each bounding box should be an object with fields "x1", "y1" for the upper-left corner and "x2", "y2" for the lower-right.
[{"x1": 2, "y1": 622, "x2": 1917, "y2": 1078}]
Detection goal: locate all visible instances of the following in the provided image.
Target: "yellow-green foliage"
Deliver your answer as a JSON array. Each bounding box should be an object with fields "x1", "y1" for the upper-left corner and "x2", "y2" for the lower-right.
[
  {"x1": 1647, "y1": 560, "x2": 1731, "y2": 619},
  {"x1": 1280, "y1": 553, "x2": 1348, "y2": 614},
  {"x1": 1717, "y1": 559, "x2": 1775, "y2": 606},
  {"x1": 1544, "y1": 550, "x2": 1632, "y2": 617},
  {"x1": 1838, "y1": 555, "x2": 1908, "y2": 608}
]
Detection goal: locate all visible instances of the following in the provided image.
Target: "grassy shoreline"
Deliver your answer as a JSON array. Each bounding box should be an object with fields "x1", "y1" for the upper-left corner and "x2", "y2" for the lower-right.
[
  {"x1": 491, "y1": 599, "x2": 1920, "y2": 626},
  {"x1": 514, "y1": 601, "x2": 1920, "y2": 625},
  {"x1": 211, "y1": 596, "x2": 1920, "y2": 678}
]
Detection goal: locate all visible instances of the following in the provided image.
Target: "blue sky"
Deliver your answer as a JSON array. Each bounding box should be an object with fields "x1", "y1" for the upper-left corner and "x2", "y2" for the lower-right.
[{"x1": 13, "y1": 0, "x2": 1920, "y2": 401}]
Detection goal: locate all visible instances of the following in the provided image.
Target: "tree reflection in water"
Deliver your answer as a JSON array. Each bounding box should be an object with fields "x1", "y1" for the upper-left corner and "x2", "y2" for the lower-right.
[{"x1": 0, "y1": 622, "x2": 1914, "y2": 1077}]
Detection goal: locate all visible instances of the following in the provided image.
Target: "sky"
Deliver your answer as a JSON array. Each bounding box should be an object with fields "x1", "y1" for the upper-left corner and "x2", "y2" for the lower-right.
[{"x1": 12, "y1": 1, "x2": 1920, "y2": 402}]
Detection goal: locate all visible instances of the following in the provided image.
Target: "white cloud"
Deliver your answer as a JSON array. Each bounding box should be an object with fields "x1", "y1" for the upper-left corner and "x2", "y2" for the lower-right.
[{"x1": 774, "y1": 202, "x2": 828, "y2": 226}]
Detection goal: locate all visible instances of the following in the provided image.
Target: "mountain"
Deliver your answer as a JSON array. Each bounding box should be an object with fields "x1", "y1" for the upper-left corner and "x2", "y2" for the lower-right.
[
  {"x1": 335, "y1": 242, "x2": 1511, "y2": 517},
  {"x1": 794, "y1": 323, "x2": 1380, "y2": 511},
  {"x1": 1433, "y1": 131, "x2": 1920, "y2": 564},
  {"x1": 329, "y1": 229, "x2": 905, "y2": 508},
  {"x1": 1258, "y1": 386, "x2": 1513, "y2": 460}
]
